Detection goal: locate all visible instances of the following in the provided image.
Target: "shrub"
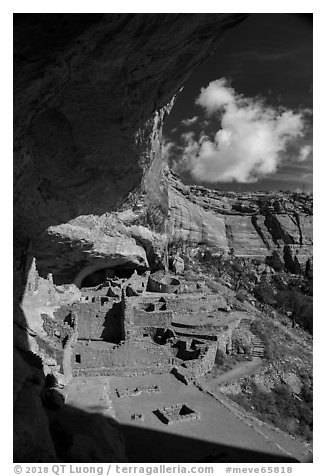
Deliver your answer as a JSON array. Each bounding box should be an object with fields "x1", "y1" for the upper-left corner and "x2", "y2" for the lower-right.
[
  {"x1": 214, "y1": 348, "x2": 226, "y2": 366},
  {"x1": 235, "y1": 291, "x2": 247, "y2": 302},
  {"x1": 266, "y1": 251, "x2": 284, "y2": 272},
  {"x1": 228, "y1": 258, "x2": 250, "y2": 291},
  {"x1": 254, "y1": 280, "x2": 276, "y2": 306},
  {"x1": 277, "y1": 289, "x2": 313, "y2": 334},
  {"x1": 231, "y1": 379, "x2": 312, "y2": 441}
]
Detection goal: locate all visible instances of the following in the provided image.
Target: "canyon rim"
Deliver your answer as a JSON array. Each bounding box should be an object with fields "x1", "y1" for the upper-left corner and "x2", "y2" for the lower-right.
[{"x1": 13, "y1": 13, "x2": 313, "y2": 464}]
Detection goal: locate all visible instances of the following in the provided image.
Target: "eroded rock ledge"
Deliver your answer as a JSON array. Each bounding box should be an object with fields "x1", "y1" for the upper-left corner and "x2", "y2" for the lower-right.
[
  {"x1": 14, "y1": 13, "x2": 247, "y2": 284},
  {"x1": 14, "y1": 13, "x2": 248, "y2": 462},
  {"x1": 168, "y1": 171, "x2": 313, "y2": 273}
]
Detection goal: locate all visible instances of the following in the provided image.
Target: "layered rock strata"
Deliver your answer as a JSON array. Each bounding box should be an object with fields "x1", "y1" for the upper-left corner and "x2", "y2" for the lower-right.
[
  {"x1": 14, "y1": 13, "x2": 247, "y2": 284},
  {"x1": 167, "y1": 171, "x2": 313, "y2": 272},
  {"x1": 14, "y1": 13, "x2": 247, "y2": 462},
  {"x1": 13, "y1": 13, "x2": 312, "y2": 463}
]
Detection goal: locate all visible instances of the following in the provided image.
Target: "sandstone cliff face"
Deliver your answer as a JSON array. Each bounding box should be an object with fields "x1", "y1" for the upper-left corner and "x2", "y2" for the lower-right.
[
  {"x1": 167, "y1": 171, "x2": 313, "y2": 273},
  {"x1": 14, "y1": 13, "x2": 247, "y2": 462},
  {"x1": 168, "y1": 173, "x2": 228, "y2": 249},
  {"x1": 14, "y1": 13, "x2": 246, "y2": 284}
]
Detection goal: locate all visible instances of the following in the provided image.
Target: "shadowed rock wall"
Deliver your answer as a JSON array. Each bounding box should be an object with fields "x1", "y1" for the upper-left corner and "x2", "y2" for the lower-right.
[
  {"x1": 14, "y1": 13, "x2": 247, "y2": 462},
  {"x1": 14, "y1": 13, "x2": 247, "y2": 282}
]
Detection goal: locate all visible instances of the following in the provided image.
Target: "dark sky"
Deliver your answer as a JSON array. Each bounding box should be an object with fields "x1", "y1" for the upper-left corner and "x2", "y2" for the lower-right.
[{"x1": 163, "y1": 13, "x2": 313, "y2": 192}]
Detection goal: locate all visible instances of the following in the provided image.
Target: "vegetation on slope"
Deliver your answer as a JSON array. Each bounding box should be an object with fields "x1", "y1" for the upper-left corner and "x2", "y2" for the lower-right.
[
  {"x1": 170, "y1": 243, "x2": 313, "y2": 442},
  {"x1": 231, "y1": 315, "x2": 312, "y2": 441}
]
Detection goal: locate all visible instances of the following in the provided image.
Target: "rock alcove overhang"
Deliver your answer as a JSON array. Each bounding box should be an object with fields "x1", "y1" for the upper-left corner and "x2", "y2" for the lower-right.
[
  {"x1": 14, "y1": 13, "x2": 254, "y2": 463},
  {"x1": 14, "y1": 13, "x2": 248, "y2": 285},
  {"x1": 75, "y1": 262, "x2": 148, "y2": 288}
]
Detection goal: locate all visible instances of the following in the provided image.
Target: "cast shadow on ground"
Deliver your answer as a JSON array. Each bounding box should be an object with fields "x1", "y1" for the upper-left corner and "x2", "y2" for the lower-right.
[
  {"x1": 44, "y1": 389, "x2": 308, "y2": 463},
  {"x1": 13, "y1": 259, "x2": 312, "y2": 464}
]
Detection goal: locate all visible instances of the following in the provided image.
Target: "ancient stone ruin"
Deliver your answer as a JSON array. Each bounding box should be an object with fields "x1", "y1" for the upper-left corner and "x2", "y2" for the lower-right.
[
  {"x1": 24, "y1": 258, "x2": 241, "y2": 383},
  {"x1": 13, "y1": 13, "x2": 312, "y2": 463},
  {"x1": 116, "y1": 385, "x2": 160, "y2": 398},
  {"x1": 154, "y1": 403, "x2": 200, "y2": 425}
]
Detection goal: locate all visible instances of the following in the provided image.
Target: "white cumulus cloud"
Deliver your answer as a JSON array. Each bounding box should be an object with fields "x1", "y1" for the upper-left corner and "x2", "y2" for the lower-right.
[
  {"x1": 181, "y1": 116, "x2": 198, "y2": 126},
  {"x1": 298, "y1": 144, "x2": 312, "y2": 162},
  {"x1": 178, "y1": 79, "x2": 311, "y2": 183},
  {"x1": 196, "y1": 78, "x2": 236, "y2": 113}
]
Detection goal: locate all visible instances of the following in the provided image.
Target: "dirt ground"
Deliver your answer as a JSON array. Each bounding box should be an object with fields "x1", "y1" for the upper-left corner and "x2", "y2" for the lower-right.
[{"x1": 63, "y1": 372, "x2": 311, "y2": 463}]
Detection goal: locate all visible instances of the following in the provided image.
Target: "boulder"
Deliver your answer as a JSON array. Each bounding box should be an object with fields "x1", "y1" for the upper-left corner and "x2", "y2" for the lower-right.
[{"x1": 282, "y1": 372, "x2": 303, "y2": 394}]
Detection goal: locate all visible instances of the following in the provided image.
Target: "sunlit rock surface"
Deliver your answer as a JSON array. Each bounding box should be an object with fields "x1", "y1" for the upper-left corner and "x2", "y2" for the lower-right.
[
  {"x1": 14, "y1": 12, "x2": 312, "y2": 463},
  {"x1": 14, "y1": 13, "x2": 246, "y2": 283},
  {"x1": 167, "y1": 170, "x2": 313, "y2": 271},
  {"x1": 14, "y1": 13, "x2": 247, "y2": 462}
]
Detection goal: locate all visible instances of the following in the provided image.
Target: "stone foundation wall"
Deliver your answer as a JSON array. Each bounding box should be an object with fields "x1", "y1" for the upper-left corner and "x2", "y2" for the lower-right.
[
  {"x1": 72, "y1": 362, "x2": 172, "y2": 378},
  {"x1": 183, "y1": 343, "x2": 218, "y2": 377},
  {"x1": 154, "y1": 404, "x2": 201, "y2": 424},
  {"x1": 116, "y1": 384, "x2": 161, "y2": 398}
]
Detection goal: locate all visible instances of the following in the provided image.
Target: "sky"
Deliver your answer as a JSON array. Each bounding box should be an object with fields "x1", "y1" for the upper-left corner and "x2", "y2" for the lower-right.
[{"x1": 163, "y1": 13, "x2": 313, "y2": 193}]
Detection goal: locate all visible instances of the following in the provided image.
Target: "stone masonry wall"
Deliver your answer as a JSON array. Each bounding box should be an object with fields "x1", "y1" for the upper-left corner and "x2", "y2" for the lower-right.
[
  {"x1": 133, "y1": 309, "x2": 173, "y2": 328},
  {"x1": 72, "y1": 339, "x2": 173, "y2": 377},
  {"x1": 73, "y1": 300, "x2": 123, "y2": 342},
  {"x1": 73, "y1": 341, "x2": 117, "y2": 370},
  {"x1": 182, "y1": 343, "x2": 218, "y2": 378},
  {"x1": 122, "y1": 294, "x2": 173, "y2": 340}
]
